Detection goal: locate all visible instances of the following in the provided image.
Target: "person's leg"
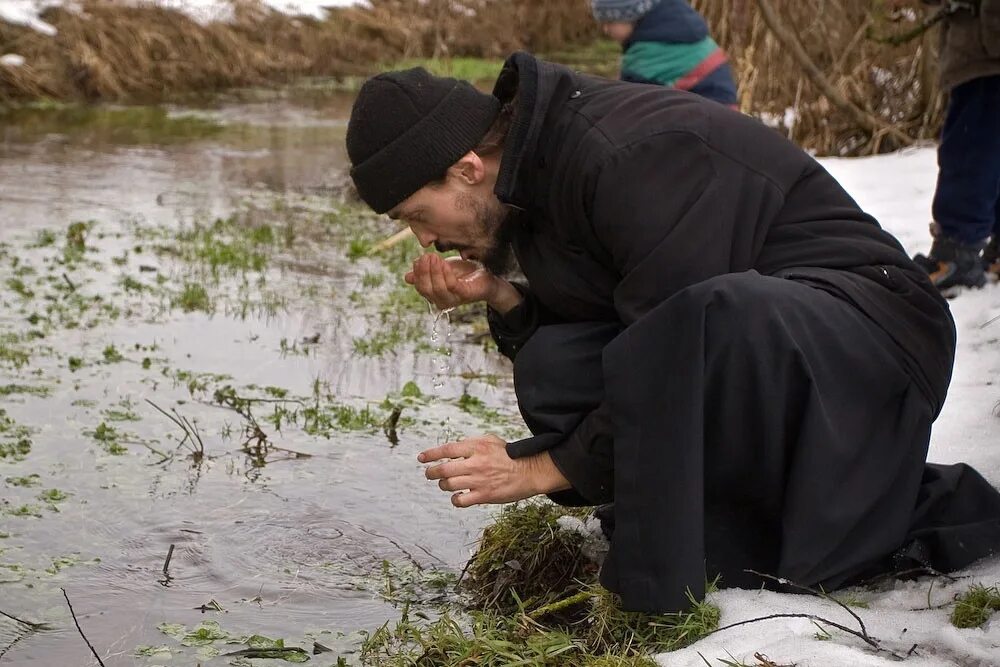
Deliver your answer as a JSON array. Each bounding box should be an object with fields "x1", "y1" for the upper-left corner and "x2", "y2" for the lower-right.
[
  {"x1": 917, "y1": 75, "x2": 1000, "y2": 289},
  {"x1": 599, "y1": 271, "x2": 1000, "y2": 612},
  {"x1": 984, "y1": 189, "x2": 1000, "y2": 277}
]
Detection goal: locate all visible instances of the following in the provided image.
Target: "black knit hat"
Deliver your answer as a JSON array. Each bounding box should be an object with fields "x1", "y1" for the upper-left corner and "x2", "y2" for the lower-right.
[{"x1": 346, "y1": 68, "x2": 501, "y2": 214}]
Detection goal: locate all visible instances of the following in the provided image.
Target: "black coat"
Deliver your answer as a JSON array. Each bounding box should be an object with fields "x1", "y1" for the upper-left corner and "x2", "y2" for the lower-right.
[
  {"x1": 485, "y1": 54, "x2": 980, "y2": 611},
  {"x1": 489, "y1": 52, "x2": 955, "y2": 498}
]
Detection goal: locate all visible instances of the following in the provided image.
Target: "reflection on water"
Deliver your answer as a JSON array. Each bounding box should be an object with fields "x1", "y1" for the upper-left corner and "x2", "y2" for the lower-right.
[{"x1": 0, "y1": 89, "x2": 519, "y2": 664}]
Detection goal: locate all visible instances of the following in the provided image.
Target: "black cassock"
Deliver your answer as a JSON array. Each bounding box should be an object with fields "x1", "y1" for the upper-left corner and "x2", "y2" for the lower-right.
[
  {"x1": 502, "y1": 272, "x2": 1000, "y2": 613},
  {"x1": 483, "y1": 53, "x2": 1000, "y2": 612}
]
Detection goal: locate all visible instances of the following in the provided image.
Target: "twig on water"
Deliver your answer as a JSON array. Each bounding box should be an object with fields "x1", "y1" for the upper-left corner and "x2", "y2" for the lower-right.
[
  {"x1": 145, "y1": 399, "x2": 205, "y2": 461},
  {"x1": 0, "y1": 609, "x2": 46, "y2": 630},
  {"x1": 383, "y1": 406, "x2": 402, "y2": 446},
  {"x1": 162, "y1": 544, "x2": 175, "y2": 578},
  {"x1": 455, "y1": 553, "x2": 474, "y2": 591},
  {"x1": 60, "y1": 588, "x2": 106, "y2": 667}
]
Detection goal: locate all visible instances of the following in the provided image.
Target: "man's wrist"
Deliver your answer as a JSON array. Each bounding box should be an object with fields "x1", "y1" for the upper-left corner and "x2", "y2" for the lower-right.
[
  {"x1": 528, "y1": 451, "x2": 572, "y2": 495},
  {"x1": 486, "y1": 279, "x2": 524, "y2": 315}
]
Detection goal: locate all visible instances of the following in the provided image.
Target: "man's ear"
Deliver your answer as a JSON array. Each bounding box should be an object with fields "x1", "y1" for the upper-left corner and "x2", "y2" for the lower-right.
[{"x1": 448, "y1": 151, "x2": 486, "y2": 186}]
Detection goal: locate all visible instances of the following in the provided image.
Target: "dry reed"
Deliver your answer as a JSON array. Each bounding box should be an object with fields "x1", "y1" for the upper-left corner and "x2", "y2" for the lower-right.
[{"x1": 0, "y1": 0, "x2": 944, "y2": 155}]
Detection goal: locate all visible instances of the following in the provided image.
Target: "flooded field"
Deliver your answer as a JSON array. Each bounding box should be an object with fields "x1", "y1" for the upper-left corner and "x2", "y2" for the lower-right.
[{"x1": 0, "y1": 87, "x2": 524, "y2": 665}]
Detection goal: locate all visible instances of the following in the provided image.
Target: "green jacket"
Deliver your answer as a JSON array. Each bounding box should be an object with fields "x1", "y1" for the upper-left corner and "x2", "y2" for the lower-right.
[{"x1": 938, "y1": 0, "x2": 1000, "y2": 90}]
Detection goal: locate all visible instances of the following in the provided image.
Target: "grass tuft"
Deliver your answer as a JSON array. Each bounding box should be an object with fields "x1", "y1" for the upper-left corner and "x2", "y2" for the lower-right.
[
  {"x1": 464, "y1": 501, "x2": 595, "y2": 614},
  {"x1": 951, "y1": 583, "x2": 1000, "y2": 629}
]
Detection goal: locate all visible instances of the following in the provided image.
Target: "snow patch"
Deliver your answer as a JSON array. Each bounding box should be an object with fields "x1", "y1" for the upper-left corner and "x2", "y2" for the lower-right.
[
  {"x1": 0, "y1": 0, "x2": 366, "y2": 33},
  {"x1": 0, "y1": 1, "x2": 59, "y2": 35},
  {"x1": 0, "y1": 54, "x2": 27, "y2": 67}
]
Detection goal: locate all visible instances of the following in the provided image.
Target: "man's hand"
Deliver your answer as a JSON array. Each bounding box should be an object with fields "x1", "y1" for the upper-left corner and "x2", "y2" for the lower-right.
[
  {"x1": 419, "y1": 434, "x2": 571, "y2": 507},
  {"x1": 404, "y1": 254, "x2": 522, "y2": 314}
]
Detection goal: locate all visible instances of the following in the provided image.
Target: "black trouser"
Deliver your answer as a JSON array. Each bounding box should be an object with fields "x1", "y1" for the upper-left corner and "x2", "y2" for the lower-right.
[
  {"x1": 512, "y1": 271, "x2": 1000, "y2": 611},
  {"x1": 933, "y1": 75, "x2": 1000, "y2": 245}
]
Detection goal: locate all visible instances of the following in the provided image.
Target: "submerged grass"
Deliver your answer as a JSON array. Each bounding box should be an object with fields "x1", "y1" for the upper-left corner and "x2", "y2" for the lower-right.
[
  {"x1": 169, "y1": 216, "x2": 284, "y2": 277},
  {"x1": 0, "y1": 409, "x2": 33, "y2": 461},
  {"x1": 951, "y1": 583, "x2": 1000, "y2": 629}
]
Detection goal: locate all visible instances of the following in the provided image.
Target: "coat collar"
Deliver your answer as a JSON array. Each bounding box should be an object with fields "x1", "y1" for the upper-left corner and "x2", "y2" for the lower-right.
[{"x1": 491, "y1": 52, "x2": 575, "y2": 212}]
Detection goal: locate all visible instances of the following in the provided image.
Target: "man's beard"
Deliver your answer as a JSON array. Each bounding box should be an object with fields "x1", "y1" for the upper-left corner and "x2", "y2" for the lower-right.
[{"x1": 457, "y1": 192, "x2": 516, "y2": 276}]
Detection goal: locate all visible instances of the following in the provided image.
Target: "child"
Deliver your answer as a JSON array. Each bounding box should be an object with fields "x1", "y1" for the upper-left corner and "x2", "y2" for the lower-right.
[{"x1": 591, "y1": 0, "x2": 738, "y2": 107}]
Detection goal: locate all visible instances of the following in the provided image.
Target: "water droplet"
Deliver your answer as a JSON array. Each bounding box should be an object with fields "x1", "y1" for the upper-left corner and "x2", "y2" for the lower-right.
[{"x1": 429, "y1": 305, "x2": 453, "y2": 390}]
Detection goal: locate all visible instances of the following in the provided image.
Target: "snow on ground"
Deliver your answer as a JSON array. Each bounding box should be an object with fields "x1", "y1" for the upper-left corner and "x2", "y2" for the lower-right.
[
  {"x1": 0, "y1": 0, "x2": 60, "y2": 34},
  {"x1": 660, "y1": 147, "x2": 1000, "y2": 667},
  {"x1": 0, "y1": 0, "x2": 364, "y2": 34}
]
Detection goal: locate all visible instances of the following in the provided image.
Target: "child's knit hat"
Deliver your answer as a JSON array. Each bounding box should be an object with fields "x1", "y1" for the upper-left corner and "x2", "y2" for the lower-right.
[{"x1": 590, "y1": 0, "x2": 661, "y2": 23}]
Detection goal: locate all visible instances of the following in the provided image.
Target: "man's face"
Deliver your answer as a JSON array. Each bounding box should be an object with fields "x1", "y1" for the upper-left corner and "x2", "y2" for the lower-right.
[{"x1": 388, "y1": 170, "x2": 513, "y2": 275}]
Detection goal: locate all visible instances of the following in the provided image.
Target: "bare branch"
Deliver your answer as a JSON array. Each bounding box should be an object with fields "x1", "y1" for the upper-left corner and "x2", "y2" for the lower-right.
[
  {"x1": 753, "y1": 0, "x2": 913, "y2": 147},
  {"x1": 61, "y1": 588, "x2": 106, "y2": 667}
]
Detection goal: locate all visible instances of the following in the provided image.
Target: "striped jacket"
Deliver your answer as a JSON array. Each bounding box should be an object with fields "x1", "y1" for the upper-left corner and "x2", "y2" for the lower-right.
[{"x1": 621, "y1": 0, "x2": 738, "y2": 106}]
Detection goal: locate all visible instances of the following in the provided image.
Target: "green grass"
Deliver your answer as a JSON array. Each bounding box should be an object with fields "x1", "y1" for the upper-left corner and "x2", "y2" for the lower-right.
[
  {"x1": 541, "y1": 40, "x2": 622, "y2": 79},
  {"x1": 5, "y1": 474, "x2": 41, "y2": 487},
  {"x1": 0, "y1": 339, "x2": 30, "y2": 368},
  {"x1": 38, "y1": 488, "x2": 70, "y2": 504},
  {"x1": 360, "y1": 583, "x2": 717, "y2": 666},
  {"x1": 390, "y1": 57, "x2": 505, "y2": 83},
  {"x1": 464, "y1": 501, "x2": 595, "y2": 614},
  {"x1": 0, "y1": 384, "x2": 51, "y2": 398},
  {"x1": 585, "y1": 586, "x2": 720, "y2": 656},
  {"x1": 0, "y1": 409, "x2": 33, "y2": 461},
  {"x1": 8, "y1": 505, "x2": 43, "y2": 518},
  {"x1": 0, "y1": 105, "x2": 224, "y2": 146},
  {"x1": 359, "y1": 501, "x2": 720, "y2": 665},
  {"x1": 88, "y1": 422, "x2": 128, "y2": 455},
  {"x1": 457, "y1": 392, "x2": 507, "y2": 426},
  {"x1": 362, "y1": 608, "x2": 585, "y2": 666},
  {"x1": 6, "y1": 277, "x2": 35, "y2": 299},
  {"x1": 951, "y1": 584, "x2": 1000, "y2": 628},
  {"x1": 173, "y1": 283, "x2": 212, "y2": 313},
  {"x1": 170, "y1": 216, "x2": 291, "y2": 278}
]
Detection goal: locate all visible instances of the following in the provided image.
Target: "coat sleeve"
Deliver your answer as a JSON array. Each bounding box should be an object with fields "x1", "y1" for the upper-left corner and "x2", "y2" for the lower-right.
[
  {"x1": 489, "y1": 286, "x2": 617, "y2": 504},
  {"x1": 983, "y1": 0, "x2": 1000, "y2": 58},
  {"x1": 501, "y1": 393, "x2": 618, "y2": 504},
  {"x1": 487, "y1": 283, "x2": 540, "y2": 361},
  {"x1": 589, "y1": 129, "x2": 785, "y2": 324}
]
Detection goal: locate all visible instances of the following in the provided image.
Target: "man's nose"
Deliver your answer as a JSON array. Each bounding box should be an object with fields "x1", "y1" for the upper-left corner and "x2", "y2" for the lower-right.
[{"x1": 412, "y1": 227, "x2": 435, "y2": 248}]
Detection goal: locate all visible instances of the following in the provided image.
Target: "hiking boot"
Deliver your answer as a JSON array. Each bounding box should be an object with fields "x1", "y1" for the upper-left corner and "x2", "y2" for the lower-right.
[
  {"x1": 984, "y1": 236, "x2": 1000, "y2": 280},
  {"x1": 912, "y1": 233, "x2": 988, "y2": 293}
]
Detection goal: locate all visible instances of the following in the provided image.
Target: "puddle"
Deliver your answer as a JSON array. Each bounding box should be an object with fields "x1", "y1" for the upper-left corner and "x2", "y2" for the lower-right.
[{"x1": 0, "y1": 93, "x2": 523, "y2": 664}]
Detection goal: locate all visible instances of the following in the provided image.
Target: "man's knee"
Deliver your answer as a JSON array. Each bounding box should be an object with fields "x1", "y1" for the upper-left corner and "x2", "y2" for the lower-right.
[{"x1": 672, "y1": 272, "x2": 784, "y2": 325}]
